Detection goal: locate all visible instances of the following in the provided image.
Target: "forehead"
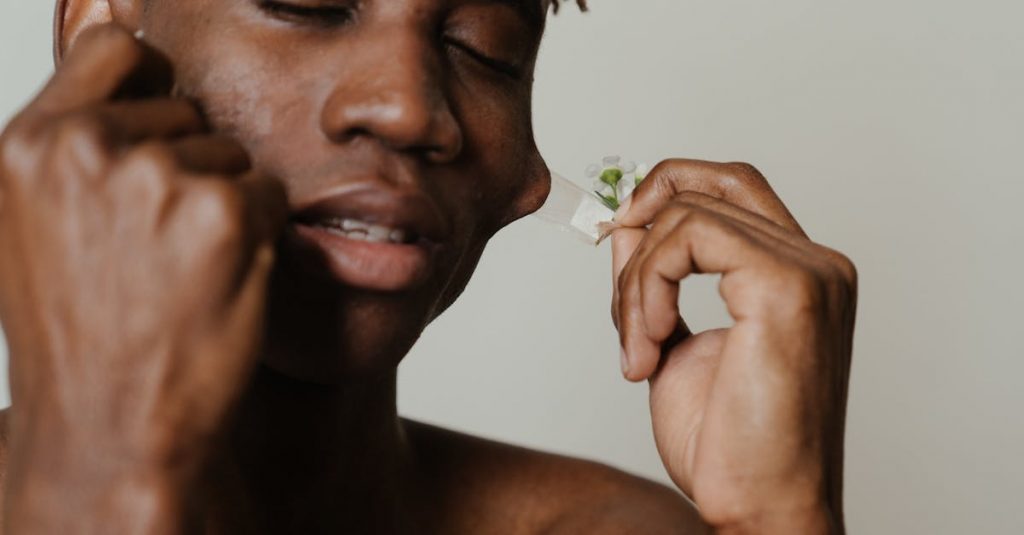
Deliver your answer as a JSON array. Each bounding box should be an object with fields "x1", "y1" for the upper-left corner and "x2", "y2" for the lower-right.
[{"x1": 468, "y1": 0, "x2": 550, "y2": 27}]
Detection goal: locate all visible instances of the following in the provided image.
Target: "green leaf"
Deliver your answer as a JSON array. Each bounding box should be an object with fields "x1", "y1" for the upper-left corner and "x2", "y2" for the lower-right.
[{"x1": 594, "y1": 191, "x2": 620, "y2": 210}]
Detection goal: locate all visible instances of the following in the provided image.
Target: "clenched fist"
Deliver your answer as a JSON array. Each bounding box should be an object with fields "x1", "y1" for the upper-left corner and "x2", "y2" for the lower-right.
[{"x1": 0, "y1": 25, "x2": 285, "y2": 533}]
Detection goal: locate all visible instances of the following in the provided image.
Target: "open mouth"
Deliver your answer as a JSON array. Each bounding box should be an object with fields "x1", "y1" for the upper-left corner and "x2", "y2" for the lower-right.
[
  {"x1": 283, "y1": 184, "x2": 451, "y2": 291},
  {"x1": 304, "y1": 217, "x2": 420, "y2": 245}
]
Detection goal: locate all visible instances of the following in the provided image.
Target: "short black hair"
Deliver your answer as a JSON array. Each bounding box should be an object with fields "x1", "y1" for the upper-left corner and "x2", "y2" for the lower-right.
[{"x1": 550, "y1": 0, "x2": 588, "y2": 13}]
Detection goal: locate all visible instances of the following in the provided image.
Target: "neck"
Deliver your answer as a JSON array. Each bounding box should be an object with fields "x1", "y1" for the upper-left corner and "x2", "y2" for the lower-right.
[{"x1": 210, "y1": 364, "x2": 416, "y2": 533}]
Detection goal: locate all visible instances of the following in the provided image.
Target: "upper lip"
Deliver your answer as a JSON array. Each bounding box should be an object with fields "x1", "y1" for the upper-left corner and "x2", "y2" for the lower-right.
[{"x1": 290, "y1": 183, "x2": 451, "y2": 243}]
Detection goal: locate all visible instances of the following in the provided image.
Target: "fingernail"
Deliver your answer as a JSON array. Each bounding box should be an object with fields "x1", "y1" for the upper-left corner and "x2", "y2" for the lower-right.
[
  {"x1": 620, "y1": 348, "x2": 631, "y2": 377},
  {"x1": 613, "y1": 195, "x2": 633, "y2": 222}
]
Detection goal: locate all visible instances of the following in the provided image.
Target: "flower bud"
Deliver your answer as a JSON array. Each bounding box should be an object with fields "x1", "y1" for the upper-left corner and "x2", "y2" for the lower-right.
[{"x1": 600, "y1": 168, "x2": 624, "y2": 186}]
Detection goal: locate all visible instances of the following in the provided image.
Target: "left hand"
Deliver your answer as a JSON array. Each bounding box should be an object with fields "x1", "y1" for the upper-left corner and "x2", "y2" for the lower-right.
[{"x1": 611, "y1": 159, "x2": 857, "y2": 533}]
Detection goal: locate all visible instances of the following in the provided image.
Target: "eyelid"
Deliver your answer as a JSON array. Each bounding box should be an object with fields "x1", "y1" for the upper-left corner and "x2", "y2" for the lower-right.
[
  {"x1": 444, "y1": 38, "x2": 524, "y2": 80},
  {"x1": 258, "y1": 0, "x2": 355, "y2": 25}
]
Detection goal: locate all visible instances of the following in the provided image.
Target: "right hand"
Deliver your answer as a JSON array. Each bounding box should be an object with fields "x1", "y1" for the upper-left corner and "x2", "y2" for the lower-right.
[{"x1": 0, "y1": 23, "x2": 286, "y2": 513}]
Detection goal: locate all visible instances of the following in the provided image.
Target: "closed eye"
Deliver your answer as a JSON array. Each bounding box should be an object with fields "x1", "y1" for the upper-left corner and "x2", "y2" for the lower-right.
[
  {"x1": 445, "y1": 39, "x2": 524, "y2": 80},
  {"x1": 259, "y1": 0, "x2": 355, "y2": 26}
]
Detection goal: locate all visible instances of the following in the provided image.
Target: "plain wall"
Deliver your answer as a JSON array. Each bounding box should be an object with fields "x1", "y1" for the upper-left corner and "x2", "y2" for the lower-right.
[{"x1": 1, "y1": 1, "x2": 1022, "y2": 533}]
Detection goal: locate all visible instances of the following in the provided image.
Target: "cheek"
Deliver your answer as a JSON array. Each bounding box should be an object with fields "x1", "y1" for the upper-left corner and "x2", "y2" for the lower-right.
[
  {"x1": 454, "y1": 85, "x2": 549, "y2": 229},
  {"x1": 186, "y1": 48, "x2": 313, "y2": 172},
  {"x1": 149, "y1": 9, "x2": 320, "y2": 176}
]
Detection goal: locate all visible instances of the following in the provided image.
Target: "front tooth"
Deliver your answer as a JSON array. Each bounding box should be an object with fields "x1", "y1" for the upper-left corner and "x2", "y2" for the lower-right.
[
  {"x1": 345, "y1": 229, "x2": 369, "y2": 241},
  {"x1": 324, "y1": 226, "x2": 347, "y2": 237},
  {"x1": 342, "y1": 219, "x2": 369, "y2": 231},
  {"x1": 389, "y1": 229, "x2": 407, "y2": 243},
  {"x1": 366, "y1": 225, "x2": 391, "y2": 242}
]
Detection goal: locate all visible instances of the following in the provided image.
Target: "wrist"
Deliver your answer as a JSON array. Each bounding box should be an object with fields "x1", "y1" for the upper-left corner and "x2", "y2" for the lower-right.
[
  {"x1": 5, "y1": 466, "x2": 191, "y2": 535},
  {"x1": 711, "y1": 503, "x2": 842, "y2": 535},
  {"x1": 5, "y1": 413, "x2": 200, "y2": 535}
]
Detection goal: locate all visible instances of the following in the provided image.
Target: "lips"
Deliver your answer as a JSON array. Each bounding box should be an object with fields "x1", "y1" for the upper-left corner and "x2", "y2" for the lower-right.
[{"x1": 285, "y1": 184, "x2": 451, "y2": 291}]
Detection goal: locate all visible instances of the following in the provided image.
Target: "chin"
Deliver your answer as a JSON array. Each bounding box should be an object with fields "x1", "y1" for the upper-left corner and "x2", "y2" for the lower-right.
[{"x1": 257, "y1": 257, "x2": 439, "y2": 384}]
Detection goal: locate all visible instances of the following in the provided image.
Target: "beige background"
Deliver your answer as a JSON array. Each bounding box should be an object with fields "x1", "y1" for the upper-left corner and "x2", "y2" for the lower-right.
[{"x1": 2, "y1": 1, "x2": 1022, "y2": 533}]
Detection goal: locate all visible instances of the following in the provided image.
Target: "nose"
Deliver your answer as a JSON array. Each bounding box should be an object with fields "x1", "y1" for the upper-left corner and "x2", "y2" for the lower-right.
[{"x1": 320, "y1": 29, "x2": 463, "y2": 163}]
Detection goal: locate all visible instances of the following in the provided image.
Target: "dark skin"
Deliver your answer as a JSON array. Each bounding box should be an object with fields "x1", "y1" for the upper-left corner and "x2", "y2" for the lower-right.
[{"x1": 0, "y1": 0, "x2": 857, "y2": 533}]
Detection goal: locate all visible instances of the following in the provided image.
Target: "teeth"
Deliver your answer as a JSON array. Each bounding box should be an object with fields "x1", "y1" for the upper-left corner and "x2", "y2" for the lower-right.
[
  {"x1": 365, "y1": 225, "x2": 390, "y2": 243},
  {"x1": 341, "y1": 219, "x2": 371, "y2": 232},
  {"x1": 317, "y1": 218, "x2": 411, "y2": 244}
]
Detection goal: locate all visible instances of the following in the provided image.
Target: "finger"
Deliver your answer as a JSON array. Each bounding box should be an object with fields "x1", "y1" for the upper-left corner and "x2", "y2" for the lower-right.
[
  {"x1": 168, "y1": 135, "x2": 252, "y2": 176},
  {"x1": 615, "y1": 159, "x2": 804, "y2": 236},
  {"x1": 671, "y1": 191, "x2": 854, "y2": 286},
  {"x1": 611, "y1": 227, "x2": 644, "y2": 328},
  {"x1": 617, "y1": 212, "x2": 691, "y2": 381},
  {"x1": 100, "y1": 99, "x2": 207, "y2": 141},
  {"x1": 189, "y1": 244, "x2": 276, "y2": 408},
  {"x1": 168, "y1": 175, "x2": 286, "y2": 303},
  {"x1": 670, "y1": 190, "x2": 809, "y2": 248},
  {"x1": 639, "y1": 212, "x2": 774, "y2": 337},
  {"x1": 624, "y1": 210, "x2": 772, "y2": 381},
  {"x1": 33, "y1": 24, "x2": 174, "y2": 115},
  {"x1": 616, "y1": 259, "x2": 657, "y2": 381}
]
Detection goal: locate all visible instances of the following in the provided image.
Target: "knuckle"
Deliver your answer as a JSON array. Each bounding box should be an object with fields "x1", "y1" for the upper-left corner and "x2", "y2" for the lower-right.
[
  {"x1": 649, "y1": 158, "x2": 687, "y2": 177},
  {"x1": 55, "y1": 113, "x2": 112, "y2": 152},
  {"x1": 820, "y1": 247, "x2": 859, "y2": 296},
  {"x1": 724, "y1": 161, "x2": 766, "y2": 182},
  {"x1": 45, "y1": 114, "x2": 116, "y2": 176},
  {"x1": 835, "y1": 252, "x2": 860, "y2": 284},
  {"x1": 188, "y1": 181, "x2": 247, "y2": 245},
  {"x1": 0, "y1": 119, "x2": 44, "y2": 179},
  {"x1": 674, "y1": 205, "x2": 714, "y2": 231},
  {"x1": 123, "y1": 164, "x2": 176, "y2": 207},
  {"x1": 653, "y1": 199, "x2": 702, "y2": 228},
  {"x1": 772, "y1": 266, "x2": 826, "y2": 315},
  {"x1": 117, "y1": 142, "x2": 177, "y2": 179},
  {"x1": 652, "y1": 202, "x2": 687, "y2": 228},
  {"x1": 713, "y1": 161, "x2": 768, "y2": 196},
  {"x1": 634, "y1": 159, "x2": 682, "y2": 197},
  {"x1": 833, "y1": 252, "x2": 859, "y2": 287}
]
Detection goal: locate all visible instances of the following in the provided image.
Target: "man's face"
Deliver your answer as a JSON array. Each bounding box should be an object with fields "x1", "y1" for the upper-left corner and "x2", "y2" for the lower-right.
[{"x1": 137, "y1": 0, "x2": 551, "y2": 379}]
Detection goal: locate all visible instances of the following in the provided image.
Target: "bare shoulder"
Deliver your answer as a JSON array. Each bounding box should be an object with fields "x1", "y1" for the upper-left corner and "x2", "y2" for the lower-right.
[{"x1": 404, "y1": 420, "x2": 709, "y2": 535}]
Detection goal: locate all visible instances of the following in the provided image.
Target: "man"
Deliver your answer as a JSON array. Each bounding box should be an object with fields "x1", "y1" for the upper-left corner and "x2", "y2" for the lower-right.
[{"x1": 0, "y1": 0, "x2": 857, "y2": 533}]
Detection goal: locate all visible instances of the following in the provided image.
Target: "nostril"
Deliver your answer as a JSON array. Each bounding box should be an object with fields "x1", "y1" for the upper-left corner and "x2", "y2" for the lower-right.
[{"x1": 320, "y1": 82, "x2": 463, "y2": 162}]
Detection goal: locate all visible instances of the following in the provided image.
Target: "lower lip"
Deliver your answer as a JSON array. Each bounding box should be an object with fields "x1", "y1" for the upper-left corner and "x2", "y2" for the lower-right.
[{"x1": 285, "y1": 223, "x2": 437, "y2": 291}]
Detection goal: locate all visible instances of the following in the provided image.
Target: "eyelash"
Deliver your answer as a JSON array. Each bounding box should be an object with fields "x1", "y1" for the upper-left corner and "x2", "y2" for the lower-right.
[
  {"x1": 258, "y1": 1, "x2": 523, "y2": 80},
  {"x1": 445, "y1": 40, "x2": 523, "y2": 80},
  {"x1": 259, "y1": 1, "x2": 355, "y2": 26}
]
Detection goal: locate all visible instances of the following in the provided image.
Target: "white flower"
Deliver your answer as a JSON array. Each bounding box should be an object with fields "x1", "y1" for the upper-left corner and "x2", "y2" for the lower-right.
[
  {"x1": 636, "y1": 163, "x2": 650, "y2": 181},
  {"x1": 618, "y1": 180, "x2": 636, "y2": 199},
  {"x1": 583, "y1": 155, "x2": 645, "y2": 211}
]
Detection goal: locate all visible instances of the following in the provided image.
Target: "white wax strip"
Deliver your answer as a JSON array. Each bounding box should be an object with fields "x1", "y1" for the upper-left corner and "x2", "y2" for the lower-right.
[{"x1": 534, "y1": 172, "x2": 621, "y2": 245}]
